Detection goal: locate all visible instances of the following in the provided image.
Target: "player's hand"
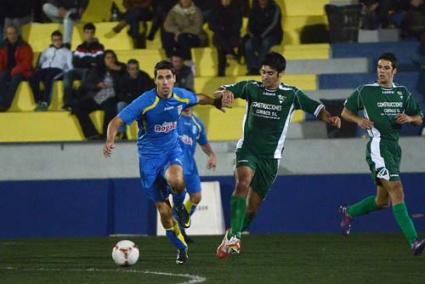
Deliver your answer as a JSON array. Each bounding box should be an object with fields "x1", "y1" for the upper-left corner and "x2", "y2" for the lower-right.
[
  {"x1": 207, "y1": 155, "x2": 217, "y2": 170},
  {"x1": 103, "y1": 142, "x2": 116, "y2": 158},
  {"x1": 357, "y1": 118, "x2": 374, "y2": 129},
  {"x1": 395, "y1": 113, "x2": 412, "y2": 124},
  {"x1": 328, "y1": 116, "x2": 341, "y2": 128}
]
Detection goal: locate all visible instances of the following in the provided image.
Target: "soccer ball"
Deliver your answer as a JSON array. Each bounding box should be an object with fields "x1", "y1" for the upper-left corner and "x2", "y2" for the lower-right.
[{"x1": 112, "y1": 240, "x2": 140, "y2": 266}]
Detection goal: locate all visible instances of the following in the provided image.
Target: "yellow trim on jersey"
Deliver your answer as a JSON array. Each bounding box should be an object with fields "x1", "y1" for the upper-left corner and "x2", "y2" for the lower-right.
[
  {"x1": 142, "y1": 96, "x2": 160, "y2": 114},
  {"x1": 173, "y1": 93, "x2": 190, "y2": 104}
]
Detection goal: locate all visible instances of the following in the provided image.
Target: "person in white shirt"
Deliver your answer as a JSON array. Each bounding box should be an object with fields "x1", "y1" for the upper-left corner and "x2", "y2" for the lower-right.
[{"x1": 29, "y1": 30, "x2": 73, "y2": 111}]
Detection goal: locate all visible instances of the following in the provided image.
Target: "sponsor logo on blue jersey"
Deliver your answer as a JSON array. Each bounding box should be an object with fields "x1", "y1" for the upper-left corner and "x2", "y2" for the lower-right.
[{"x1": 154, "y1": 121, "x2": 177, "y2": 133}]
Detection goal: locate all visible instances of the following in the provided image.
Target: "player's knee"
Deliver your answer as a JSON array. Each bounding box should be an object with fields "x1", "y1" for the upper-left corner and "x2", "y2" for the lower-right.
[
  {"x1": 387, "y1": 181, "x2": 405, "y2": 204},
  {"x1": 235, "y1": 180, "x2": 250, "y2": 196},
  {"x1": 168, "y1": 178, "x2": 185, "y2": 193},
  {"x1": 190, "y1": 194, "x2": 201, "y2": 204},
  {"x1": 375, "y1": 198, "x2": 390, "y2": 209}
]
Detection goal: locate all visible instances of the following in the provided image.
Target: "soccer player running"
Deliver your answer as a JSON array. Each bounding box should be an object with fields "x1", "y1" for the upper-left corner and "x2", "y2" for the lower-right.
[
  {"x1": 339, "y1": 52, "x2": 425, "y2": 256},
  {"x1": 172, "y1": 107, "x2": 217, "y2": 242},
  {"x1": 215, "y1": 52, "x2": 341, "y2": 259},
  {"x1": 103, "y1": 60, "x2": 232, "y2": 264}
]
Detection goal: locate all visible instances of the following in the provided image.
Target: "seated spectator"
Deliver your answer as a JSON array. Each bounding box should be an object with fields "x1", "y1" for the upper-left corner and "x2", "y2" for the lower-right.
[
  {"x1": 3, "y1": 0, "x2": 32, "y2": 35},
  {"x1": 29, "y1": 30, "x2": 72, "y2": 111},
  {"x1": 116, "y1": 59, "x2": 154, "y2": 139},
  {"x1": 109, "y1": 0, "x2": 153, "y2": 48},
  {"x1": 72, "y1": 50, "x2": 126, "y2": 140},
  {"x1": 163, "y1": 0, "x2": 204, "y2": 62},
  {"x1": 171, "y1": 53, "x2": 194, "y2": 91},
  {"x1": 63, "y1": 22, "x2": 104, "y2": 110},
  {"x1": 0, "y1": 25, "x2": 33, "y2": 112},
  {"x1": 193, "y1": 0, "x2": 215, "y2": 23},
  {"x1": 208, "y1": 0, "x2": 242, "y2": 76},
  {"x1": 404, "y1": 0, "x2": 425, "y2": 38},
  {"x1": 42, "y1": 0, "x2": 89, "y2": 47},
  {"x1": 147, "y1": 0, "x2": 175, "y2": 46},
  {"x1": 244, "y1": 0, "x2": 283, "y2": 75}
]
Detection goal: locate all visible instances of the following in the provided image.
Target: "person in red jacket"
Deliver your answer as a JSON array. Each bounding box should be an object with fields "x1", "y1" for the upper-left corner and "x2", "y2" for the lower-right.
[{"x1": 0, "y1": 25, "x2": 33, "y2": 111}]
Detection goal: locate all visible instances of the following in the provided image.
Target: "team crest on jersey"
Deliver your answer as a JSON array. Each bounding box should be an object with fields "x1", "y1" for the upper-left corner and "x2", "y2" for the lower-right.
[
  {"x1": 397, "y1": 91, "x2": 403, "y2": 99},
  {"x1": 192, "y1": 125, "x2": 197, "y2": 134},
  {"x1": 377, "y1": 167, "x2": 390, "y2": 181},
  {"x1": 177, "y1": 105, "x2": 183, "y2": 114},
  {"x1": 278, "y1": 95, "x2": 285, "y2": 103}
]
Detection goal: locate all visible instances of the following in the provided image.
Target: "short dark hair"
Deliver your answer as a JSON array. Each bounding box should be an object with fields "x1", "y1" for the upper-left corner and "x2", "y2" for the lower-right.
[
  {"x1": 83, "y1": 22, "x2": 96, "y2": 32},
  {"x1": 154, "y1": 60, "x2": 175, "y2": 77},
  {"x1": 51, "y1": 30, "x2": 63, "y2": 38},
  {"x1": 378, "y1": 52, "x2": 397, "y2": 69},
  {"x1": 127, "y1": 59, "x2": 139, "y2": 66},
  {"x1": 262, "y1": 52, "x2": 286, "y2": 73}
]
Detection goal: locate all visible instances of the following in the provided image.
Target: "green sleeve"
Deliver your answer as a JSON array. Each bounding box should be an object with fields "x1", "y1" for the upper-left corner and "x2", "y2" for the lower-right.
[
  {"x1": 404, "y1": 92, "x2": 424, "y2": 117},
  {"x1": 294, "y1": 89, "x2": 324, "y2": 117},
  {"x1": 344, "y1": 89, "x2": 363, "y2": 113},
  {"x1": 223, "y1": 81, "x2": 251, "y2": 100}
]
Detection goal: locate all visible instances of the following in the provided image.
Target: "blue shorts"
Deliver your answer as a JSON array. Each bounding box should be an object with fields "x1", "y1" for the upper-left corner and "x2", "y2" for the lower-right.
[
  {"x1": 139, "y1": 149, "x2": 184, "y2": 203},
  {"x1": 184, "y1": 173, "x2": 201, "y2": 194}
]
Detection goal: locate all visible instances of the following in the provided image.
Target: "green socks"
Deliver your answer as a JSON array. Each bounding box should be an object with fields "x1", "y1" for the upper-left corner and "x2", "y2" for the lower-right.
[
  {"x1": 347, "y1": 196, "x2": 379, "y2": 218},
  {"x1": 230, "y1": 196, "x2": 246, "y2": 238},
  {"x1": 241, "y1": 213, "x2": 255, "y2": 232},
  {"x1": 392, "y1": 203, "x2": 418, "y2": 246}
]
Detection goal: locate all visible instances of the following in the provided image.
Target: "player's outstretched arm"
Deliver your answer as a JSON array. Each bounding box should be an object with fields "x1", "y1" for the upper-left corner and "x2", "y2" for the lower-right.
[
  {"x1": 395, "y1": 113, "x2": 423, "y2": 126},
  {"x1": 318, "y1": 108, "x2": 341, "y2": 128},
  {"x1": 196, "y1": 91, "x2": 234, "y2": 112},
  {"x1": 341, "y1": 107, "x2": 374, "y2": 129},
  {"x1": 103, "y1": 116, "x2": 124, "y2": 158},
  {"x1": 201, "y1": 143, "x2": 217, "y2": 170}
]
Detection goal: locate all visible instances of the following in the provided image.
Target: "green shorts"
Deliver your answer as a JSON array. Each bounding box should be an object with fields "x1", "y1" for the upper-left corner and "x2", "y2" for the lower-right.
[
  {"x1": 235, "y1": 149, "x2": 279, "y2": 200},
  {"x1": 366, "y1": 138, "x2": 401, "y2": 185}
]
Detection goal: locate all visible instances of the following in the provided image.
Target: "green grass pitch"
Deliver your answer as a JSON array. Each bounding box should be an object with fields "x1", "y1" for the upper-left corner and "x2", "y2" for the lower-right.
[{"x1": 1, "y1": 234, "x2": 424, "y2": 283}]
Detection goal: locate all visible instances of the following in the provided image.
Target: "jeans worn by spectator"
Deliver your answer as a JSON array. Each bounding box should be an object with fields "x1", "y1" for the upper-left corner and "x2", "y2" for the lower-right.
[
  {"x1": 245, "y1": 35, "x2": 281, "y2": 74},
  {"x1": 43, "y1": 3, "x2": 77, "y2": 45},
  {"x1": 28, "y1": 67, "x2": 62, "y2": 107},
  {"x1": 163, "y1": 32, "x2": 201, "y2": 60},
  {"x1": 0, "y1": 71, "x2": 23, "y2": 111},
  {"x1": 63, "y1": 68, "x2": 90, "y2": 109}
]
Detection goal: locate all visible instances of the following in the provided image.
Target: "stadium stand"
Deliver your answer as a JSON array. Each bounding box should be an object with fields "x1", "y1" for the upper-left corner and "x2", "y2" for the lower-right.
[{"x1": 1, "y1": 0, "x2": 424, "y2": 143}]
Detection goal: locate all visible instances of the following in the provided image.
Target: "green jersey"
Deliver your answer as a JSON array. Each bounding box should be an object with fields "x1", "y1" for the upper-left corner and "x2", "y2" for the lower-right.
[
  {"x1": 224, "y1": 80, "x2": 324, "y2": 159},
  {"x1": 344, "y1": 83, "x2": 423, "y2": 141}
]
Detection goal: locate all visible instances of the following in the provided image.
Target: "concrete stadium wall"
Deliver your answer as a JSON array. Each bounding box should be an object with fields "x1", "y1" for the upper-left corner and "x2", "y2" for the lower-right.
[{"x1": 0, "y1": 138, "x2": 424, "y2": 238}]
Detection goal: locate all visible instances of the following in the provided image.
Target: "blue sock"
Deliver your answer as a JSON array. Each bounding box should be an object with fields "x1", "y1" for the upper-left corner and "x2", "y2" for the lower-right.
[
  {"x1": 165, "y1": 223, "x2": 187, "y2": 250},
  {"x1": 173, "y1": 191, "x2": 186, "y2": 208}
]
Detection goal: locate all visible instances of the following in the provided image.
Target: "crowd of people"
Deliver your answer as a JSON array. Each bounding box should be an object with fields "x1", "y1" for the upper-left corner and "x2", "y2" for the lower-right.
[{"x1": 0, "y1": 0, "x2": 424, "y2": 139}]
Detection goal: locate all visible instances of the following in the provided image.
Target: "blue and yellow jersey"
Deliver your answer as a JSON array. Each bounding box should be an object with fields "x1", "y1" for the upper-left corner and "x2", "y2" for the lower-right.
[
  {"x1": 118, "y1": 87, "x2": 199, "y2": 157},
  {"x1": 178, "y1": 114, "x2": 208, "y2": 175}
]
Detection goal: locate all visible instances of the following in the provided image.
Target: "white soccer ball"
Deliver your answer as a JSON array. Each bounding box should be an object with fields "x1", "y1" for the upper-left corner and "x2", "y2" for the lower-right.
[{"x1": 112, "y1": 240, "x2": 140, "y2": 266}]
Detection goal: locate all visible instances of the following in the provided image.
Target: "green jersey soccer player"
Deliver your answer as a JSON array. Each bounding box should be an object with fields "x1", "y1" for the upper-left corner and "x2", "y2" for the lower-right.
[
  {"x1": 216, "y1": 52, "x2": 341, "y2": 259},
  {"x1": 339, "y1": 52, "x2": 425, "y2": 256}
]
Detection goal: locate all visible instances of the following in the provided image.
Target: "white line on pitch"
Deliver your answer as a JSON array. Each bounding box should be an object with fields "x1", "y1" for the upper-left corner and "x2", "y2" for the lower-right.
[{"x1": 0, "y1": 267, "x2": 207, "y2": 284}]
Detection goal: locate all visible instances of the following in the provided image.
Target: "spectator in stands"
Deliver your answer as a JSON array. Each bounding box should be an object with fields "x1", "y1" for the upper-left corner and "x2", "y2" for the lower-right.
[
  {"x1": 2, "y1": 0, "x2": 32, "y2": 35},
  {"x1": 193, "y1": 0, "x2": 215, "y2": 23},
  {"x1": 0, "y1": 25, "x2": 33, "y2": 112},
  {"x1": 171, "y1": 53, "x2": 194, "y2": 91},
  {"x1": 163, "y1": 0, "x2": 204, "y2": 62},
  {"x1": 0, "y1": 9, "x2": 4, "y2": 40},
  {"x1": 244, "y1": 0, "x2": 283, "y2": 75},
  {"x1": 208, "y1": 0, "x2": 242, "y2": 76},
  {"x1": 109, "y1": 0, "x2": 153, "y2": 48},
  {"x1": 29, "y1": 30, "x2": 72, "y2": 111},
  {"x1": 42, "y1": 0, "x2": 89, "y2": 47},
  {"x1": 63, "y1": 23, "x2": 104, "y2": 110},
  {"x1": 404, "y1": 0, "x2": 425, "y2": 38},
  {"x1": 116, "y1": 59, "x2": 154, "y2": 139},
  {"x1": 73, "y1": 50, "x2": 126, "y2": 140},
  {"x1": 147, "y1": 0, "x2": 176, "y2": 45}
]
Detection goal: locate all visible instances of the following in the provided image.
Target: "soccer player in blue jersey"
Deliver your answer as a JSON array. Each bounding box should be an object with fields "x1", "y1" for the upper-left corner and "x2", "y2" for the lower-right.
[
  {"x1": 103, "y1": 60, "x2": 232, "y2": 264},
  {"x1": 172, "y1": 107, "x2": 216, "y2": 242}
]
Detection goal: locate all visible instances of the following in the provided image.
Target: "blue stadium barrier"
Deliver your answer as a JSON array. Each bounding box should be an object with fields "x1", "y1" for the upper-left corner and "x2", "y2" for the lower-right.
[
  {"x1": 1, "y1": 174, "x2": 424, "y2": 239},
  {"x1": 331, "y1": 41, "x2": 420, "y2": 72}
]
